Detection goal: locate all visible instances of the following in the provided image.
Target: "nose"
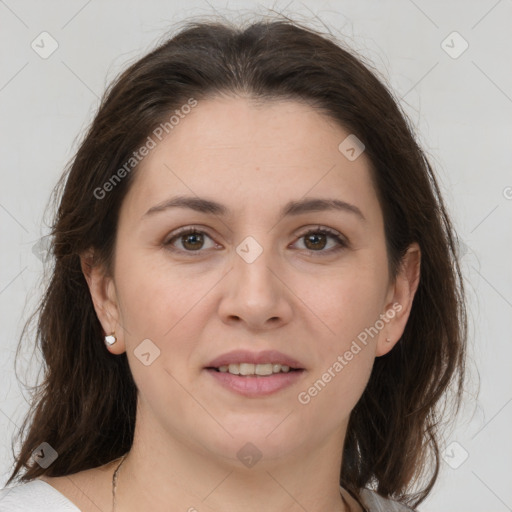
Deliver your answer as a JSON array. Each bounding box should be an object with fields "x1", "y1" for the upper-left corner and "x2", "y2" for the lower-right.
[{"x1": 217, "y1": 240, "x2": 293, "y2": 331}]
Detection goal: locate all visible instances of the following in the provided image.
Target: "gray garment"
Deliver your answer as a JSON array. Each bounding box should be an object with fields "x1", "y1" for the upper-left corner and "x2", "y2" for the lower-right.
[{"x1": 359, "y1": 488, "x2": 416, "y2": 511}]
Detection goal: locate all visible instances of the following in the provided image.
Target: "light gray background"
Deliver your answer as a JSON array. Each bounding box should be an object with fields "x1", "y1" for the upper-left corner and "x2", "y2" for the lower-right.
[{"x1": 1, "y1": 1, "x2": 511, "y2": 510}]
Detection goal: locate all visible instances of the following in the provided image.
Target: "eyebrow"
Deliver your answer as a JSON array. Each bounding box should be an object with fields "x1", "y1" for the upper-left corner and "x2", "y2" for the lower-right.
[{"x1": 143, "y1": 195, "x2": 365, "y2": 221}]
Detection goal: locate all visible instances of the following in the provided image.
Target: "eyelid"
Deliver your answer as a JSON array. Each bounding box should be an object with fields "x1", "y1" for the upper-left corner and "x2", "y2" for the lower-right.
[{"x1": 294, "y1": 225, "x2": 346, "y2": 241}]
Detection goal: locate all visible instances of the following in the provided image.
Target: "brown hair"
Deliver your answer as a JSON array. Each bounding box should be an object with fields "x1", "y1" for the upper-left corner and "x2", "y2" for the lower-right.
[{"x1": 7, "y1": 15, "x2": 467, "y2": 509}]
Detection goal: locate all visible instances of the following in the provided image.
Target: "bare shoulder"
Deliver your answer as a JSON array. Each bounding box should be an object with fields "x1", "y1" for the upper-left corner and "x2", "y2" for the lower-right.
[{"x1": 39, "y1": 461, "x2": 115, "y2": 512}]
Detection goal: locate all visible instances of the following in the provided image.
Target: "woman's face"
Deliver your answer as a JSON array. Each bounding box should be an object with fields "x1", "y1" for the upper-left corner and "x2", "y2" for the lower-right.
[{"x1": 88, "y1": 97, "x2": 419, "y2": 467}]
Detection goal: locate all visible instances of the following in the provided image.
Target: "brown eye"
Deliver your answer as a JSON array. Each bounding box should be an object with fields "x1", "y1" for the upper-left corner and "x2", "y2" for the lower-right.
[
  {"x1": 164, "y1": 227, "x2": 217, "y2": 254},
  {"x1": 181, "y1": 232, "x2": 204, "y2": 250},
  {"x1": 294, "y1": 228, "x2": 348, "y2": 255},
  {"x1": 304, "y1": 232, "x2": 328, "y2": 251}
]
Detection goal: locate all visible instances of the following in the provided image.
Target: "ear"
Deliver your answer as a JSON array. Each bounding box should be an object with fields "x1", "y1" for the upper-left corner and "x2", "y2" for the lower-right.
[
  {"x1": 80, "y1": 249, "x2": 125, "y2": 354},
  {"x1": 376, "y1": 242, "x2": 421, "y2": 357}
]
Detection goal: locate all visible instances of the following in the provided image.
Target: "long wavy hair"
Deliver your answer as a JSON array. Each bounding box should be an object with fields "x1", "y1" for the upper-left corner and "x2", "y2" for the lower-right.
[{"x1": 6, "y1": 15, "x2": 467, "y2": 509}]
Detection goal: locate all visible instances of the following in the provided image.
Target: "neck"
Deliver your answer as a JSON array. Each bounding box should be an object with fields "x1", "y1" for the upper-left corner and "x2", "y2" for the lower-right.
[{"x1": 113, "y1": 412, "x2": 351, "y2": 512}]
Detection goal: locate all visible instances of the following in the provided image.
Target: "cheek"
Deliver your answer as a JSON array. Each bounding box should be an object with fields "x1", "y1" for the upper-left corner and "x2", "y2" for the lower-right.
[
  {"x1": 294, "y1": 333, "x2": 375, "y2": 446},
  {"x1": 299, "y1": 256, "x2": 389, "y2": 347},
  {"x1": 113, "y1": 253, "x2": 211, "y2": 404},
  {"x1": 292, "y1": 262, "x2": 387, "y2": 409},
  {"x1": 112, "y1": 249, "x2": 221, "y2": 384},
  {"x1": 113, "y1": 247, "x2": 207, "y2": 337}
]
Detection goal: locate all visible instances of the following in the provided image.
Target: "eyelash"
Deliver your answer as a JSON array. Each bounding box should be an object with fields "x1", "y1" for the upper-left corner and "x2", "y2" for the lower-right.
[{"x1": 163, "y1": 225, "x2": 348, "y2": 257}]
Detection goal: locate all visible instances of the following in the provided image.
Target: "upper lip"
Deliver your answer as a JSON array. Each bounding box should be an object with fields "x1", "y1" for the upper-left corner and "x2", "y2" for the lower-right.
[{"x1": 205, "y1": 350, "x2": 305, "y2": 369}]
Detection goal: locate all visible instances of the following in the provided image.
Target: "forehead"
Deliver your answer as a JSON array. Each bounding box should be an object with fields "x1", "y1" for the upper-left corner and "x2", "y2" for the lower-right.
[{"x1": 121, "y1": 97, "x2": 380, "y2": 223}]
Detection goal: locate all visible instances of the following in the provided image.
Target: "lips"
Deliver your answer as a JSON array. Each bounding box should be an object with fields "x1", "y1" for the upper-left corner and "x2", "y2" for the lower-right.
[{"x1": 205, "y1": 349, "x2": 305, "y2": 370}]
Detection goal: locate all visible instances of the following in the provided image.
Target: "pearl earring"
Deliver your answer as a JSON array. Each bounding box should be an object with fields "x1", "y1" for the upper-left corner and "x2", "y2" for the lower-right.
[{"x1": 105, "y1": 333, "x2": 117, "y2": 346}]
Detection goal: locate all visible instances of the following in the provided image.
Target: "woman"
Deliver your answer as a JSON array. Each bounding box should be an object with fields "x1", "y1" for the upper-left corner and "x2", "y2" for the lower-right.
[{"x1": 0, "y1": 15, "x2": 467, "y2": 512}]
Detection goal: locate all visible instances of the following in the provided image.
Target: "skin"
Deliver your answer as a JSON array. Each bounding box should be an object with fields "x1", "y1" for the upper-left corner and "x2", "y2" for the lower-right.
[{"x1": 41, "y1": 97, "x2": 420, "y2": 512}]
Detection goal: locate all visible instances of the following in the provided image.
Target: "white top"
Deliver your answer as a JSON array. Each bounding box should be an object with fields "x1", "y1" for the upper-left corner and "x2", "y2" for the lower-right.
[
  {"x1": 0, "y1": 480, "x2": 80, "y2": 511},
  {"x1": 0, "y1": 480, "x2": 415, "y2": 511}
]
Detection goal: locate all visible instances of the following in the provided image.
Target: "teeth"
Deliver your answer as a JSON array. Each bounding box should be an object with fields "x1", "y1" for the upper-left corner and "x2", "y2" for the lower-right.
[
  {"x1": 217, "y1": 363, "x2": 293, "y2": 376},
  {"x1": 228, "y1": 363, "x2": 240, "y2": 375}
]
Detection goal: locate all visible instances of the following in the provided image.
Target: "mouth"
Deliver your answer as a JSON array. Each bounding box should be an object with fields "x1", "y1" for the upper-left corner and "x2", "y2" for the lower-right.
[
  {"x1": 203, "y1": 350, "x2": 306, "y2": 396},
  {"x1": 204, "y1": 350, "x2": 306, "y2": 397}
]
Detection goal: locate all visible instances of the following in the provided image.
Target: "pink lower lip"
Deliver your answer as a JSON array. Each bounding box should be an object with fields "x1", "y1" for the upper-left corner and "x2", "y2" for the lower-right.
[{"x1": 205, "y1": 369, "x2": 305, "y2": 397}]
